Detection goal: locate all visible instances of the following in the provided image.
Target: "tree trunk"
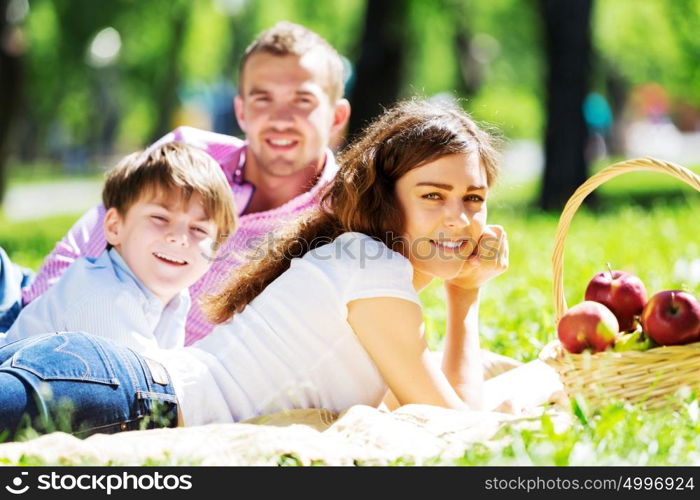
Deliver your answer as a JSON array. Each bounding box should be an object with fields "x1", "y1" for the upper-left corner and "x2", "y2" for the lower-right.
[
  {"x1": 348, "y1": 0, "x2": 408, "y2": 140},
  {"x1": 454, "y1": 30, "x2": 483, "y2": 98},
  {"x1": 538, "y1": 0, "x2": 593, "y2": 211},
  {"x1": 450, "y1": 0, "x2": 482, "y2": 98},
  {"x1": 149, "y1": 3, "x2": 189, "y2": 143},
  {"x1": 0, "y1": 1, "x2": 23, "y2": 205},
  {"x1": 227, "y1": 2, "x2": 259, "y2": 137},
  {"x1": 604, "y1": 60, "x2": 628, "y2": 156}
]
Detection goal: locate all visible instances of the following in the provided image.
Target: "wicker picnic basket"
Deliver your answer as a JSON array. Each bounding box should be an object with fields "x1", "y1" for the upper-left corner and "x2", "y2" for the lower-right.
[{"x1": 539, "y1": 157, "x2": 700, "y2": 410}]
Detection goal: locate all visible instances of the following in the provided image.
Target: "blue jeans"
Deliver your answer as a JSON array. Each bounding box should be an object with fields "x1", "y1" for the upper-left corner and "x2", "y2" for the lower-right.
[
  {"x1": 0, "y1": 332, "x2": 178, "y2": 440},
  {"x1": 0, "y1": 247, "x2": 35, "y2": 333}
]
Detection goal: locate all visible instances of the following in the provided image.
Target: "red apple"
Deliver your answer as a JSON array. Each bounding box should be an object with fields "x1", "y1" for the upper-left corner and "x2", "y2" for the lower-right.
[
  {"x1": 641, "y1": 290, "x2": 700, "y2": 346},
  {"x1": 557, "y1": 301, "x2": 620, "y2": 353},
  {"x1": 585, "y1": 268, "x2": 647, "y2": 332}
]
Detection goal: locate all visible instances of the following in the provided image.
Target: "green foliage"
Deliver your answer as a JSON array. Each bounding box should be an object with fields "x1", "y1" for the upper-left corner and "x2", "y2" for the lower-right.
[
  {"x1": 254, "y1": 0, "x2": 364, "y2": 58},
  {"x1": 595, "y1": 0, "x2": 681, "y2": 83},
  {"x1": 179, "y1": 2, "x2": 231, "y2": 83},
  {"x1": 401, "y1": 0, "x2": 545, "y2": 138},
  {"x1": 277, "y1": 453, "x2": 304, "y2": 466},
  {"x1": 12, "y1": 0, "x2": 700, "y2": 160},
  {"x1": 404, "y1": 0, "x2": 460, "y2": 96},
  {"x1": 467, "y1": 0, "x2": 544, "y2": 95},
  {"x1": 594, "y1": 0, "x2": 700, "y2": 106},
  {"x1": 469, "y1": 86, "x2": 543, "y2": 139}
]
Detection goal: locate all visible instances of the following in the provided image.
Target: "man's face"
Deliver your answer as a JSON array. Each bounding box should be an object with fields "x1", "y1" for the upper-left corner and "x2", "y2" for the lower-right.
[{"x1": 235, "y1": 52, "x2": 349, "y2": 178}]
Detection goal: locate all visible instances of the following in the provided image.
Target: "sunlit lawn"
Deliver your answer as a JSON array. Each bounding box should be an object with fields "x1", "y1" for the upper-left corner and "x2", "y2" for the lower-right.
[
  {"x1": 421, "y1": 164, "x2": 700, "y2": 465},
  {"x1": 0, "y1": 161, "x2": 699, "y2": 465}
]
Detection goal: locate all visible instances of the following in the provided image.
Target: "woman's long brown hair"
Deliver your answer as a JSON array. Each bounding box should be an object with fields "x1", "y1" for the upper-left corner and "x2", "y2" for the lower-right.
[{"x1": 205, "y1": 99, "x2": 500, "y2": 323}]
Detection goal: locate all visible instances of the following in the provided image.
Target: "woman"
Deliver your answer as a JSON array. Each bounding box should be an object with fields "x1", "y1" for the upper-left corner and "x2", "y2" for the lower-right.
[{"x1": 0, "y1": 100, "x2": 559, "y2": 439}]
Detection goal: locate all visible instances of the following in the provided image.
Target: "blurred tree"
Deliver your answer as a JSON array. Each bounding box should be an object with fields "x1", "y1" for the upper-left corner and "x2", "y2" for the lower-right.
[
  {"x1": 0, "y1": 0, "x2": 25, "y2": 203},
  {"x1": 18, "y1": 0, "x2": 122, "y2": 164},
  {"x1": 432, "y1": 0, "x2": 544, "y2": 139},
  {"x1": 11, "y1": 0, "x2": 196, "y2": 162},
  {"x1": 4, "y1": 0, "x2": 697, "y2": 193},
  {"x1": 448, "y1": 0, "x2": 481, "y2": 98},
  {"x1": 539, "y1": 0, "x2": 592, "y2": 211},
  {"x1": 348, "y1": 0, "x2": 408, "y2": 139},
  {"x1": 602, "y1": 56, "x2": 628, "y2": 155},
  {"x1": 594, "y1": 0, "x2": 700, "y2": 110},
  {"x1": 147, "y1": 0, "x2": 191, "y2": 143},
  {"x1": 225, "y1": 1, "x2": 261, "y2": 136},
  {"x1": 226, "y1": 4, "x2": 257, "y2": 84},
  {"x1": 665, "y1": 0, "x2": 700, "y2": 108}
]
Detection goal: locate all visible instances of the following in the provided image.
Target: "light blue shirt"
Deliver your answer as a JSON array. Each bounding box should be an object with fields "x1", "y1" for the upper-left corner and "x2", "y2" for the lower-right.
[{"x1": 2, "y1": 249, "x2": 189, "y2": 351}]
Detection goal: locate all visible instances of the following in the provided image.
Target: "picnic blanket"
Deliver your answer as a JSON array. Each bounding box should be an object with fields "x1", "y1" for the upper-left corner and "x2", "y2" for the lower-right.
[{"x1": 0, "y1": 404, "x2": 571, "y2": 465}]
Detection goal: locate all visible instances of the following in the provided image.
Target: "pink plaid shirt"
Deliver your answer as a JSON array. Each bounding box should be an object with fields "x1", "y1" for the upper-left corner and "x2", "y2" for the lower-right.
[{"x1": 22, "y1": 126, "x2": 339, "y2": 345}]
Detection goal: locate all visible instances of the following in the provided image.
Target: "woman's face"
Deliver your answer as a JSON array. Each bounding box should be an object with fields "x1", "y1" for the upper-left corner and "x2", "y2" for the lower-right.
[{"x1": 394, "y1": 153, "x2": 489, "y2": 285}]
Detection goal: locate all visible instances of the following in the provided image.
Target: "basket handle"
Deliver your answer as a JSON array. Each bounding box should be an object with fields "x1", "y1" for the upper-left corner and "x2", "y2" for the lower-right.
[{"x1": 552, "y1": 157, "x2": 700, "y2": 323}]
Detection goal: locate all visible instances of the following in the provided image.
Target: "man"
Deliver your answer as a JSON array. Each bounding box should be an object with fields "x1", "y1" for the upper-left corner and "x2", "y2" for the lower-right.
[{"x1": 6, "y1": 21, "x2": 350, "y2": 344}]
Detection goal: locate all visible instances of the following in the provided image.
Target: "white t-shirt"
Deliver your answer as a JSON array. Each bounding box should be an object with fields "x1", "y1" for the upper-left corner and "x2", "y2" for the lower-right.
[{"x1": 149, "y1": 232, "x2": 421, "y2": 426}]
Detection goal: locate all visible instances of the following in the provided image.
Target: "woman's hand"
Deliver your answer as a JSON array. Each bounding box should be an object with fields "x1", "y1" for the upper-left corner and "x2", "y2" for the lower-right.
[{"x1": 444, "y1": 224, "x2": 509, "y2": 294}]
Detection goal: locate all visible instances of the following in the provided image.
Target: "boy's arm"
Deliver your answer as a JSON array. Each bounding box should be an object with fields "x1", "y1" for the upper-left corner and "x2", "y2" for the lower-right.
[
  {"x1": 6, "y1": 253, "x2": 98, "y2": 344},
  {"x1": 2, "y1": 295, "x2": 60, "y2": 344},
  {"x1": 22, "y1": 205, "x2": 107, "y2": 305}
]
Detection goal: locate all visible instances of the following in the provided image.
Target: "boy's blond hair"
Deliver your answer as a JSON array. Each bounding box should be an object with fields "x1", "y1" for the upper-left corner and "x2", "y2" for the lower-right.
[
  {"x1": 103, "y1": 142, "x2": 237, "y2": 243},
  {"x1": 240, "y1": 21, "x2": 345, "y2": 102}
]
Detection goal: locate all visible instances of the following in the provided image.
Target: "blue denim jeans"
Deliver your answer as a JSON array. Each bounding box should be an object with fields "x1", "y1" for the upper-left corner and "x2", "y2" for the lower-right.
[
  {"x1": 0, "y1": 247, "x2": 35, "y2": 333},
  {"x1": 0, "y1": 332, "x2": 178, "y2": 440}
]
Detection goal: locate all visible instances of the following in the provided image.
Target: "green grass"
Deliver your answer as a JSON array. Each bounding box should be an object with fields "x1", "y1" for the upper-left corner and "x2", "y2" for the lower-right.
[
  {"x1": 5, "y1": 159, "x2": 104, "y2": 188},
  {"x1": 0, "y1": 212, "x2": 83, "y2": 270},
  {"x1": 1, "y1": 164, "x2": 699, "y2": 465},
  {"x1": 453, "y1": 395, "x2": 700, "y2": 465}
]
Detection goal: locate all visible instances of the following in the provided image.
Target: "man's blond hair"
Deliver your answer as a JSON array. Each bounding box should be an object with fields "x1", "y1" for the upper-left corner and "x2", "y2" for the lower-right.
[
  {"x1": 103, "y1": 142, "x2": 237, "y2": 243},
  {"x1": 239, "y1": 21, "x2": 345, "y2": 102}
]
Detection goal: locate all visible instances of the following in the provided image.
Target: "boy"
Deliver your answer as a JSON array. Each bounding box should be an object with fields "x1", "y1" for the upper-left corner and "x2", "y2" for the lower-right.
[{"x1": 1, "y1": 142, "x2": 237, "y2": 351}]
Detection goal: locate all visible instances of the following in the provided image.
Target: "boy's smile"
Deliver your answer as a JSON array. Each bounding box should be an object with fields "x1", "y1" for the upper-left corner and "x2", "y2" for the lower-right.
[{"x1": 153, "y1": 252, "x2": 187, "y2": 266}]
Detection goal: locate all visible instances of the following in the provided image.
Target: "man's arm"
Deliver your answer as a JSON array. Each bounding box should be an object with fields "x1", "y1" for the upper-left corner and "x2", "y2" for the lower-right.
[{"x1": 22, "y1": 205, "x2": 107, "y2": 304}]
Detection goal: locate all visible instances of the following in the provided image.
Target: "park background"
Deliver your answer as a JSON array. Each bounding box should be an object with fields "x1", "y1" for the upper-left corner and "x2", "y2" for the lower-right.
[{"x1": 0, "y1": 0, "x2": 699, "y2": 464}]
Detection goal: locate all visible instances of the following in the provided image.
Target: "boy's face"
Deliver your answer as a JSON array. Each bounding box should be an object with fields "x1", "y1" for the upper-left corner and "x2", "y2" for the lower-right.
[
  {"x1": 234, "y1": 51, "x2": 350, "y2": 178},
  {"x1": 104, "y1": 190, "x2": 218, "y2": 305}
]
